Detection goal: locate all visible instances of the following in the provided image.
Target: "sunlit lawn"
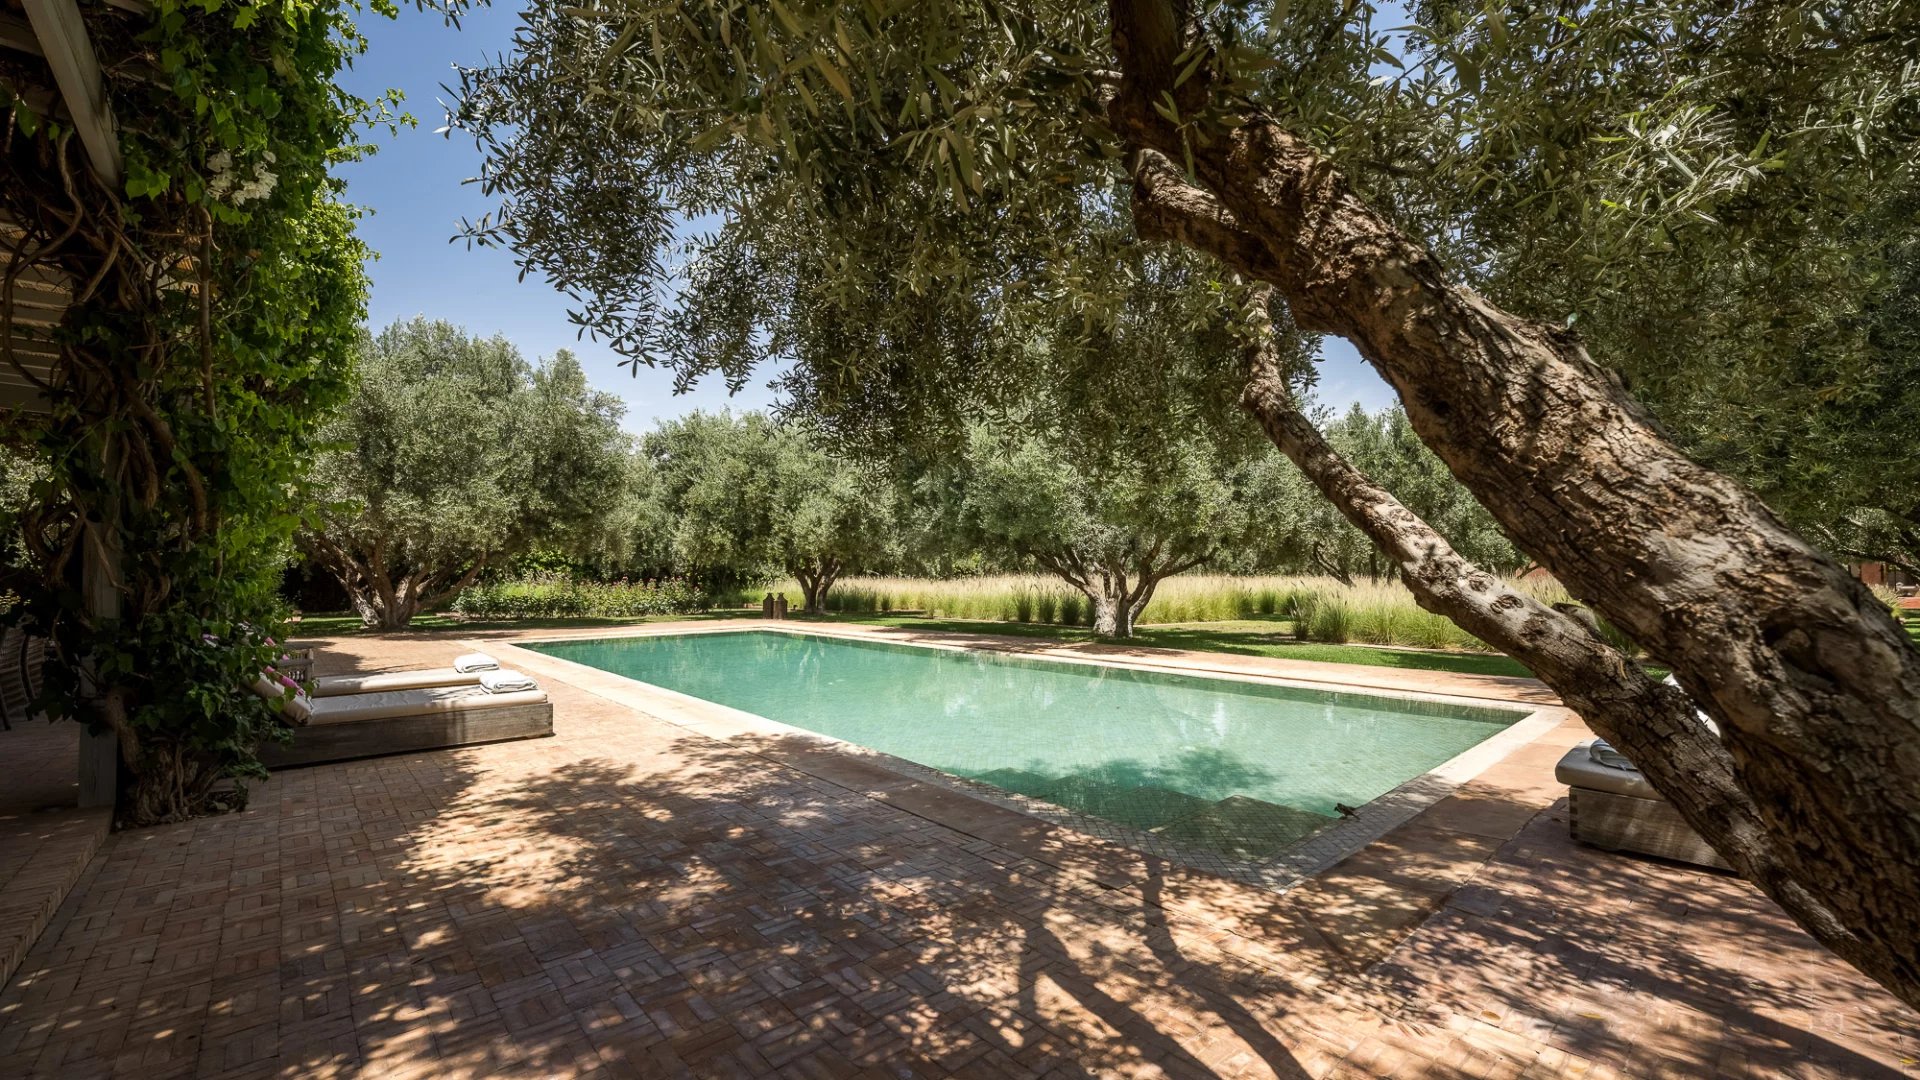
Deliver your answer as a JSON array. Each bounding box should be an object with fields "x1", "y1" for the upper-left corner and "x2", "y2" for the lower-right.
[
  {"x1": 289, "y1": 610, "x2": 749, "y2": 636},
  {"x1": 813, "y1": 613, "x2": 1543, "y2": 678}
]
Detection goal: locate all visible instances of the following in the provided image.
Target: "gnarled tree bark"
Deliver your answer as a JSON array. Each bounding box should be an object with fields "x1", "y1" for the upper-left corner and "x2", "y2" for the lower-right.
[
  {"x1": 1031, "y1": 543, "x2": 1206, "y2": 637},
  {"x1": 1231, "y1": 284, "x2": 1863, "y2": 978},
  {"x1": 791, "y1": 555, "x2": 843, "y2": 615},
  {"x1": 300, "y1": 530, "x2": 485, "y2": 629},
  {"x1": 1111, "y1": 0, "x2": 1920, "y2": 1008}
]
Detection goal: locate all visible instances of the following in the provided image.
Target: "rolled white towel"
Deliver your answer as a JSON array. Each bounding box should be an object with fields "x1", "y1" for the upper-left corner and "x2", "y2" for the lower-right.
[
  {"x1": 453, "y1": 652, "x2": 500, "y2": 673},
  {"x1": 478, "y1": 669, "x2": 537, "y2": 694}
]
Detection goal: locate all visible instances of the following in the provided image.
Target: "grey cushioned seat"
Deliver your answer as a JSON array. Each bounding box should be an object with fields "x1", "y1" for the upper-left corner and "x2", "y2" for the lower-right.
[
  {"x1": 1554, "y1": 740, "x2": 1732, "y2": 871},
  {"x1": 1554, "y1": 741, "x2": 1659, "y2": 799},
  {"x1": 261, "y1": 685, "x2": 553, "y2": 767}
]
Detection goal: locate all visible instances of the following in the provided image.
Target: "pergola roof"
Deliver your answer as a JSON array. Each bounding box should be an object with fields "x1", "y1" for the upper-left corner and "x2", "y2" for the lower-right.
[
  {"x1": 0, "y1": 0, "x2": 145, "y2": 414},
  {"x1": 0, "y1": 221, "x2": 70, "y2": 412}
]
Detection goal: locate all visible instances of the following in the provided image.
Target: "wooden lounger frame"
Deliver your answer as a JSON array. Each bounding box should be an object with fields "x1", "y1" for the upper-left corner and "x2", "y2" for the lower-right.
[
  {"x1": 259, "y1": 700, "x2": 553, "y2": 768},
  {"x1": 1566, "y1": 786, "x2": 1733, "y2": 871}
]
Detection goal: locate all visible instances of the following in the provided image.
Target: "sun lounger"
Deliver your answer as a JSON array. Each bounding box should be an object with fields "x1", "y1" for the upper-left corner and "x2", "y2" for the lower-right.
[
  {"x1": 312, "y1": 667, "x2": 482, "y2": 697},
  {"x1": 307, "y1": 653, "x2": 501, "y2": 697},
  {"x1": 258, "y1": 682, "x2": 553, "y2": 768},
  {"x1": 275, "y1": 640, "x2": 319, "y2": 682},
  {"x1": 1554, "y1": 739, "x2": 1731, "y2": 870}
]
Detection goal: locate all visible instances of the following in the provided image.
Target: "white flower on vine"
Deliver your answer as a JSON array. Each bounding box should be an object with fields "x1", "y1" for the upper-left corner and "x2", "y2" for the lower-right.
[
  {"x1": 234, "y1": 164, "x2": 277, "y2": 204},
  {"x1": 205, "y1": 150, "x2": 276, "y2": 205}
]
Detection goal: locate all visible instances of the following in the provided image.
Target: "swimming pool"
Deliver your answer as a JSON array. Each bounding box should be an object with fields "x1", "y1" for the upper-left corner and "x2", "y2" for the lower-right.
[{"x1": 525, "y1": 630, "x2": 1527, "y2": 861}]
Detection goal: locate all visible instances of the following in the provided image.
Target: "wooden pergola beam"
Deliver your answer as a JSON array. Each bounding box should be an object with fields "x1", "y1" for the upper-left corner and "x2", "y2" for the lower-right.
[{"x1": 19, "y1": 0, "x2": 121, "y2": 187}]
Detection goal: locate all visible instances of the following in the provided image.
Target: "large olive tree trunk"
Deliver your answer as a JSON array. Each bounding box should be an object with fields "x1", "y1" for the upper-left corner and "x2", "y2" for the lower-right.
[
  {"x1": 1089, "y1": 576, "x2": 1133, "y2": 637},
  {"x1": 302, "y1": 534, "x2": 484, "y2": 629},
  {"x1": 1109, "y1": 0, "x2": 1920, "y2": 1008},
  {"x1": 790, "y1": 555, "x2": 842, "y2": 615},
  {"x1": 1034, "y1": 545, "x2": 1203, "y2": 637}
]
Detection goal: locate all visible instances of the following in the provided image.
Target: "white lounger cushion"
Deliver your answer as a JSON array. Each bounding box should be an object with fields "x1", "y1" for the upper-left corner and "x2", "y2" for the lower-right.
[
  {"x1": 307, "y1": 685, "x2": 549, "y2": 726},
  {"x1": 312, "y1": 667, "x2": 480, "y2": 698},
  {"x1": 453, "y1": 652, "x2": 500, "y2": 673},
  {"x1": 252, "y1": 673, "x2": 313, "y2": 725}
]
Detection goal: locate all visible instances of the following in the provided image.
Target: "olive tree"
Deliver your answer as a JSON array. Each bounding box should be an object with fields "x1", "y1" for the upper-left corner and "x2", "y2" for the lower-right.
[
  {"x1": 959, "y1": 427, "x2": 1245, "y2": 636},
  {"x1": 643, "y1": 411, "x2": 898, "y2": 610},
  {"x1": 301, "y1": 318, "x2": 629, "y2": 627},
  {"x1": 776, "y1": 440, "x2": 901, "y2": 613},
  {"x1": 451, "y1": 1, "x2": 1920, "y2": 1006}
]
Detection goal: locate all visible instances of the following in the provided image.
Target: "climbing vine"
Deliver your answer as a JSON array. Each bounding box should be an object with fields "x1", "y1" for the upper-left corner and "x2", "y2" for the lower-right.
[{"x1": 0, "y1": 0, "x2": 431, "y2": 823}]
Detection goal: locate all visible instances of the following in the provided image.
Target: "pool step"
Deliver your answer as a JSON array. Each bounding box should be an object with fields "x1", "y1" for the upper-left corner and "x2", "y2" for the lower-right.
[
  {"x1": 1149, "y1": 795, "x2": 1335, "y2": 861},
  {"x1": 966, "y1": 768, "x2": 1057, "y2": 799},
  {"x1": 960, "y1": 769, "x2": 1336, "y2": 862},
  {"x1": 1028, "y1": 776, "x2": 1214, "y2": 831}
]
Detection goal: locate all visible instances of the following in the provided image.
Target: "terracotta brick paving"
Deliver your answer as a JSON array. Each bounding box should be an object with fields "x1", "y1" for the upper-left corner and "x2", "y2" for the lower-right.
[
  {"x1": 0, "y1": 626, "x2": 1912, "y2": 1078},
  {"x1": 0, "y1": 719, "x2": 112, "y2": 991}
]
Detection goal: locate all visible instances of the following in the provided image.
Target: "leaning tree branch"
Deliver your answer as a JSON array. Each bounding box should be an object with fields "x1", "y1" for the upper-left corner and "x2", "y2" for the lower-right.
[
  {"x1": 1134, "y1": 146, "x2": 1877, "y2": 992},
  {"x1": 1110, "y1": 6, "x2": 1920, "y2": 1004},
  {"x1": 1233, "y1": 286, "x2": 1864, "y2": 975}
]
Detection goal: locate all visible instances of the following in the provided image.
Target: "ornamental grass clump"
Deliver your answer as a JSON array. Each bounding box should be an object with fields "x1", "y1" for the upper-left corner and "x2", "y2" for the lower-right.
[{"x1": 768, "y1": 571, "x2": 1643, "y2": 656}]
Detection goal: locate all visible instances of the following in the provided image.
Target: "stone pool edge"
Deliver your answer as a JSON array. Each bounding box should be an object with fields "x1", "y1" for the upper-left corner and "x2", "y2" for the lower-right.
[{"x1": 475, "y1": 622, "x2": 1565, "y2": 897}]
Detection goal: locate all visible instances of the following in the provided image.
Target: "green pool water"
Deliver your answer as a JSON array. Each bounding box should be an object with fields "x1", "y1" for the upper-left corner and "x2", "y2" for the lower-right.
[{"x1": 527, "y1": 631, "x2": 1523, "y2": 860}]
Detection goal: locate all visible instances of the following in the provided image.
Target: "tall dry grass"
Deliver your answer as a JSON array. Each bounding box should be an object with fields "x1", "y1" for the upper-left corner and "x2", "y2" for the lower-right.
[{"x1": 763, "y1": 572, "x2": 1636, "y2": 654}]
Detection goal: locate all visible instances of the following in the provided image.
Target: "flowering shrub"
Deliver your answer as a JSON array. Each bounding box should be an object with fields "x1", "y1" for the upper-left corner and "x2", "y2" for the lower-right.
[{"x1": 450, "y1": 576, "x2": 704, "y2": 620}]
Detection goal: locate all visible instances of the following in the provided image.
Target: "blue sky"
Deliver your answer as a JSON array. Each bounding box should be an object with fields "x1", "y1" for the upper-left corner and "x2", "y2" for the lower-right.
[{"x1": 335, "y1": 7, "x2": 1398, "y2": 433}]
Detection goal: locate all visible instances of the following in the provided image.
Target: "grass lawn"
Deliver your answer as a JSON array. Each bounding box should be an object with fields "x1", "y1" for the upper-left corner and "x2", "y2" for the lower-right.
[
  {"x1": 290, "y1": 608, "x2": 1554, "y2": 679},
  {"x1": 815, "y1": 613, "x2": 1543, "y2": 678},
  {"x1": 288, "y1": 610, "x2": 749, "y2": 636}
]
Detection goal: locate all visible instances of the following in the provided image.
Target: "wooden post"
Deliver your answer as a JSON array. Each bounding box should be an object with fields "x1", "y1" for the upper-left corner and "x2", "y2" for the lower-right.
[
  {"x1": 20, "y1": 0, "x2": 123, "y2": 186},
  {"x1": 76, "y1": 522, "x2": 117, "y2": 808}
]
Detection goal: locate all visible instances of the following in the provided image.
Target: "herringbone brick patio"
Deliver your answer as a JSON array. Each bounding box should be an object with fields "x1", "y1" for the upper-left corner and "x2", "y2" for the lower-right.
[{"x1": 0, "y1": 625, "x2": 1910, "y2": 1078}]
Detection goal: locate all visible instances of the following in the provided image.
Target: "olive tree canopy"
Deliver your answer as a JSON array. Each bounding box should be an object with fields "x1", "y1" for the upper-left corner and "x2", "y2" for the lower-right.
[
  {"x1": 451, "y1": 0, "x2": 1920, "y2": 1006},
  {"x1": 958, "y1": 425, "x2": 1250, "y2": 637},
  {"x1": 301, "y1": 318, "x2": 630, "y2": 628},
  {"x1": 642, "y1": 411, "x2": 900, "y2": 610}
]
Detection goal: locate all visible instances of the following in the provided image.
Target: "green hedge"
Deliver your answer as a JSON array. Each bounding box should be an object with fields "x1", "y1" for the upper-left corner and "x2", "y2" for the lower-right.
[{"x1": 450, "y1": 576, "x2": 704, "y2": 620}]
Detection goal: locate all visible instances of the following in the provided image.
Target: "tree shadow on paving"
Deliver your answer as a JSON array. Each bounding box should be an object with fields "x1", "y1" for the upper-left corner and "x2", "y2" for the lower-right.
[
  {"x1": 11, "y1": 653, "x2": 1907, "y2": 1079},
  {"x1": 332, "y1": 737, "x2": 1337, "y2": 1079},
  {"x1": 229, "y1": 702, "x2": 1912, "y2": 1080},
  {"x1": 1347, "y1": 805, "x2": 1917, "y2": 1077}
]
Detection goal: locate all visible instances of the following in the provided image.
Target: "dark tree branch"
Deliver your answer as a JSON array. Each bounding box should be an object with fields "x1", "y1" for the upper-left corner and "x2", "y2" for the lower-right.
[{"x1": 1112, "y1": 11, "x2": 1920, "y2": 1003}]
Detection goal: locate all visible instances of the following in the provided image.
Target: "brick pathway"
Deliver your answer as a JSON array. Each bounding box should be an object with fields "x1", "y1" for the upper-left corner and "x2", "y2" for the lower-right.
[
  {"x1": 0, "y1": 627, "x2": 1911, "y2": 1078},
  {"x1": 0, "y1": 719, "x2": 111, "y2": 992}
]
